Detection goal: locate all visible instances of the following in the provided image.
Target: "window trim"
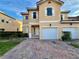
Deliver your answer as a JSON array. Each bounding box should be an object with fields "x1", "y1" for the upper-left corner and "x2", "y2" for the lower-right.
[
  {"x1": 61, "y1": 14, "x2": 65, "y2": 20},
  {"x1": 45, "y1": 6, "x2": 55, "y2": 16}
]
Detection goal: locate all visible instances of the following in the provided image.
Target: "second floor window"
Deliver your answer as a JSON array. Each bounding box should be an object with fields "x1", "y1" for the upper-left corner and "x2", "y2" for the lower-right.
[
  {"x1": 26, "y1": 16, "x2": 28, "y2": 20},
  {"x1": 47, "y1": 8, "x2": 53, "y2": 16},
  {"x1": 33, "y1": 12, "x2": 36, "y2": 19}
]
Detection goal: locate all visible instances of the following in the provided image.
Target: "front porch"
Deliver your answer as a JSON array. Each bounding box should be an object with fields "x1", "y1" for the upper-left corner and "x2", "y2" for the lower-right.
[{"x1": 29, "y1": 25, "x2": 39, "y2": 39}]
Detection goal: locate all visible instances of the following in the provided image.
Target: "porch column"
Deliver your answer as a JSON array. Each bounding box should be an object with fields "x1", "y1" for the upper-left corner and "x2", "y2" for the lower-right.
[
  {"x1": 29, "y1": 25, "x2": 32, "y2": 38},
  {"x1": 77, "y1": 27, "x2": 79, "y2": 39},
  {"x1": 58, "y1": 27, "x2": 63, "y2": 40}
]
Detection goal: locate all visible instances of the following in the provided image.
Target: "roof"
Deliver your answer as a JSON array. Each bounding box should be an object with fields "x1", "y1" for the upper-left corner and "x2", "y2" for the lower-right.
[
  {"x1": 68, "y1": 16, "x2": 79, "y2": 18},
  {"x1": 27, "y1": 7, "x2": 38, "y2": 11},
  {"x1": 21, "y1": 12, "x2": 29, "y2": 15},
  {"x1": 37, "y1": 0, "x2": 64, "y2": 5},
  {"x1": 0, "y1": 12, "x2": 16, "y2": 20},
  {"x1": 26, "y1": 0, "x2": 63, "y2": 11},
  {"x1": 61, "y1": 10, "x2": 70, "y2": 13}
]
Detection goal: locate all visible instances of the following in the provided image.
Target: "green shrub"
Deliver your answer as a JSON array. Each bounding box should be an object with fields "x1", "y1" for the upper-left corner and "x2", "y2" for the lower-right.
[
  {"x1": 17, "y1": 33, "x2": 28, "y2": 37},
  {"x1": 62, "y1": 32, "x2": 71, "y2": 41},
  {"x1": 0, "y1": 32, "x2": 28, "y2": 40}
]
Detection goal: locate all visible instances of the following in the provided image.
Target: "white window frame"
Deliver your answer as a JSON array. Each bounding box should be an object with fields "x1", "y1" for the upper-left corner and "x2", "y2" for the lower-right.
[
  {"x1": 45, "y1": 6, "x2": 55, "y2": 16},
  {"x1": 62, "y1": 14, "x2": 65, "y2": 20}
]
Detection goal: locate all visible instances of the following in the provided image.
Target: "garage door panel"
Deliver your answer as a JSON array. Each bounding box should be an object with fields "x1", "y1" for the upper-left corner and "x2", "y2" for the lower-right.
[{"x1": 41, "y1": 28, "x2": 57, "y2": 40}]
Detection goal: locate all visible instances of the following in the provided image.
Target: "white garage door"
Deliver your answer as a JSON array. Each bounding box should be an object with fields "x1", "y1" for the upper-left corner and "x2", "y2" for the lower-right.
[
  {"x1": 41, "y1": 28, "x2": 57, "y2": 40},
  {"x1": 63, "y1": 28, "x2": 79, "y2": 39}
]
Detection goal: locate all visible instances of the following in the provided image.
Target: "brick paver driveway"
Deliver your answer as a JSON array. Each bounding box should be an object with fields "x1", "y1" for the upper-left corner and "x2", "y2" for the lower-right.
[{"x1": 1, "y1": 39, "x2": 79, "y2": 59}]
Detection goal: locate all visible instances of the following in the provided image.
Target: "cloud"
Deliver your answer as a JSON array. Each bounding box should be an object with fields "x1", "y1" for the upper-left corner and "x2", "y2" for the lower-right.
[
  {"x1": 0, "y1": 0, "x2": 79, "y2": 20},
  {"x1": 62, "y1": 0, "x2": 79, "y2": 16}
]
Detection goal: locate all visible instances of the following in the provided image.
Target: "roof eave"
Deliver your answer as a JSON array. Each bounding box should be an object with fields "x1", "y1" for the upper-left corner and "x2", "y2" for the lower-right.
[
  {"x1": 61, "y1": 10, "x2": 70, "y2": 13},
  {"x1": 21, "y1": 12, "x2": 29, "y2": 15},
  {"x1": 37, "y1": 0, "x2": 64, "y2": 6}
]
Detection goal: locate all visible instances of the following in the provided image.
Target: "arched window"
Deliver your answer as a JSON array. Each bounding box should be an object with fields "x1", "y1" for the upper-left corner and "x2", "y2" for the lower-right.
[{"x1": 47, "y1": 7, "x2": 53, "y2": 16}]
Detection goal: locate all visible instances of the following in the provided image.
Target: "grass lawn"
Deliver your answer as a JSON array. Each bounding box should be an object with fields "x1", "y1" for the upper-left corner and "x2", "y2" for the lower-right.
[
  {"x1": 71, "y1": 43, "x2": 79, "y2": 48},
  {"x1": 67, "y1": 40, "x2": 79, "y2": 48},
  {"x1": 0, "y1": 40, "x2": 22, "y2": 56}
]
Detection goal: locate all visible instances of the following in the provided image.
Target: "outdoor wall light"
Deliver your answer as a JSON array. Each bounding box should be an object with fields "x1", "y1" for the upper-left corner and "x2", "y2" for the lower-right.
[
  {"x1": 70, "y1": 23, "x2": 72, "y2": 25},
  {"x1": 49, "y1": 24, "x2": 52, "y2": 27}
]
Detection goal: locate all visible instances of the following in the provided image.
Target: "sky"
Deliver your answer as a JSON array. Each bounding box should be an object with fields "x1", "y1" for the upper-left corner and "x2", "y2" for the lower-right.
[{"x1": 0, "y1": 0, "x2": 79, "y2": 20}]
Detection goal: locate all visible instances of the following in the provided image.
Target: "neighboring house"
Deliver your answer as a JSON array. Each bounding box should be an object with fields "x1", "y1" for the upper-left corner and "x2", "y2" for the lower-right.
[
  {"x1": 16, "y1": 20, "x2": 23, "y2": 32},
  {"x1": 0, "y1": 12, "x2": 22, "y2": 32},
  {"x1": 21, "y1": 0, "x2": 79, "y2": 40}
]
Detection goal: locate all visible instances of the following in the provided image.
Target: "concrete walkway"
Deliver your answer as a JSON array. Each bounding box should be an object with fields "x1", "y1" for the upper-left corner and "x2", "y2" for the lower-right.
[{"x1": 1, "y1": 39, "x2": 79, "y2": 59}]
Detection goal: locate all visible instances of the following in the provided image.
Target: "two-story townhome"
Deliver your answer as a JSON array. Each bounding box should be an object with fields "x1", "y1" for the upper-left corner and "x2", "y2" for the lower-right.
[{"x1": 21, "y1": 0, "x2": 79, "y2": 40}]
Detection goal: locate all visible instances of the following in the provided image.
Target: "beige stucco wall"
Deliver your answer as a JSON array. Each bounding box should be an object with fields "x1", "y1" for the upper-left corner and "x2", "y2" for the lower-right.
[
  {"x1": 61, "y1": 13, "x2": 69, "y2": 20},
  {"x1": 16, "y1": 20, "x2": 22, "y2": 32},
  {"x1": 39, "y1": 1, "x2": 61, "y2": 21},
  {"x1": 29, "y1": 10, "x2": 39, "y2": 23},
  {"x1": 23, "y1": 24, "x2": 28, "y2": 33},
  {"x1": 22, "y1": 15, "x2": 28, "y2": 33},
  {"x1": 0, "y1": 13, "x2": 22, "y2": 32},
  {"x1": 38, "y1": 1, "x2": 62, "y2": 39}
]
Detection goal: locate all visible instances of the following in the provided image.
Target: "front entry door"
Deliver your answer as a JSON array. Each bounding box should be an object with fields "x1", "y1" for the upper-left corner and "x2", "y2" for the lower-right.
[{"x1": 34, "y1": 27, "x2": 39, "y2": 36}]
